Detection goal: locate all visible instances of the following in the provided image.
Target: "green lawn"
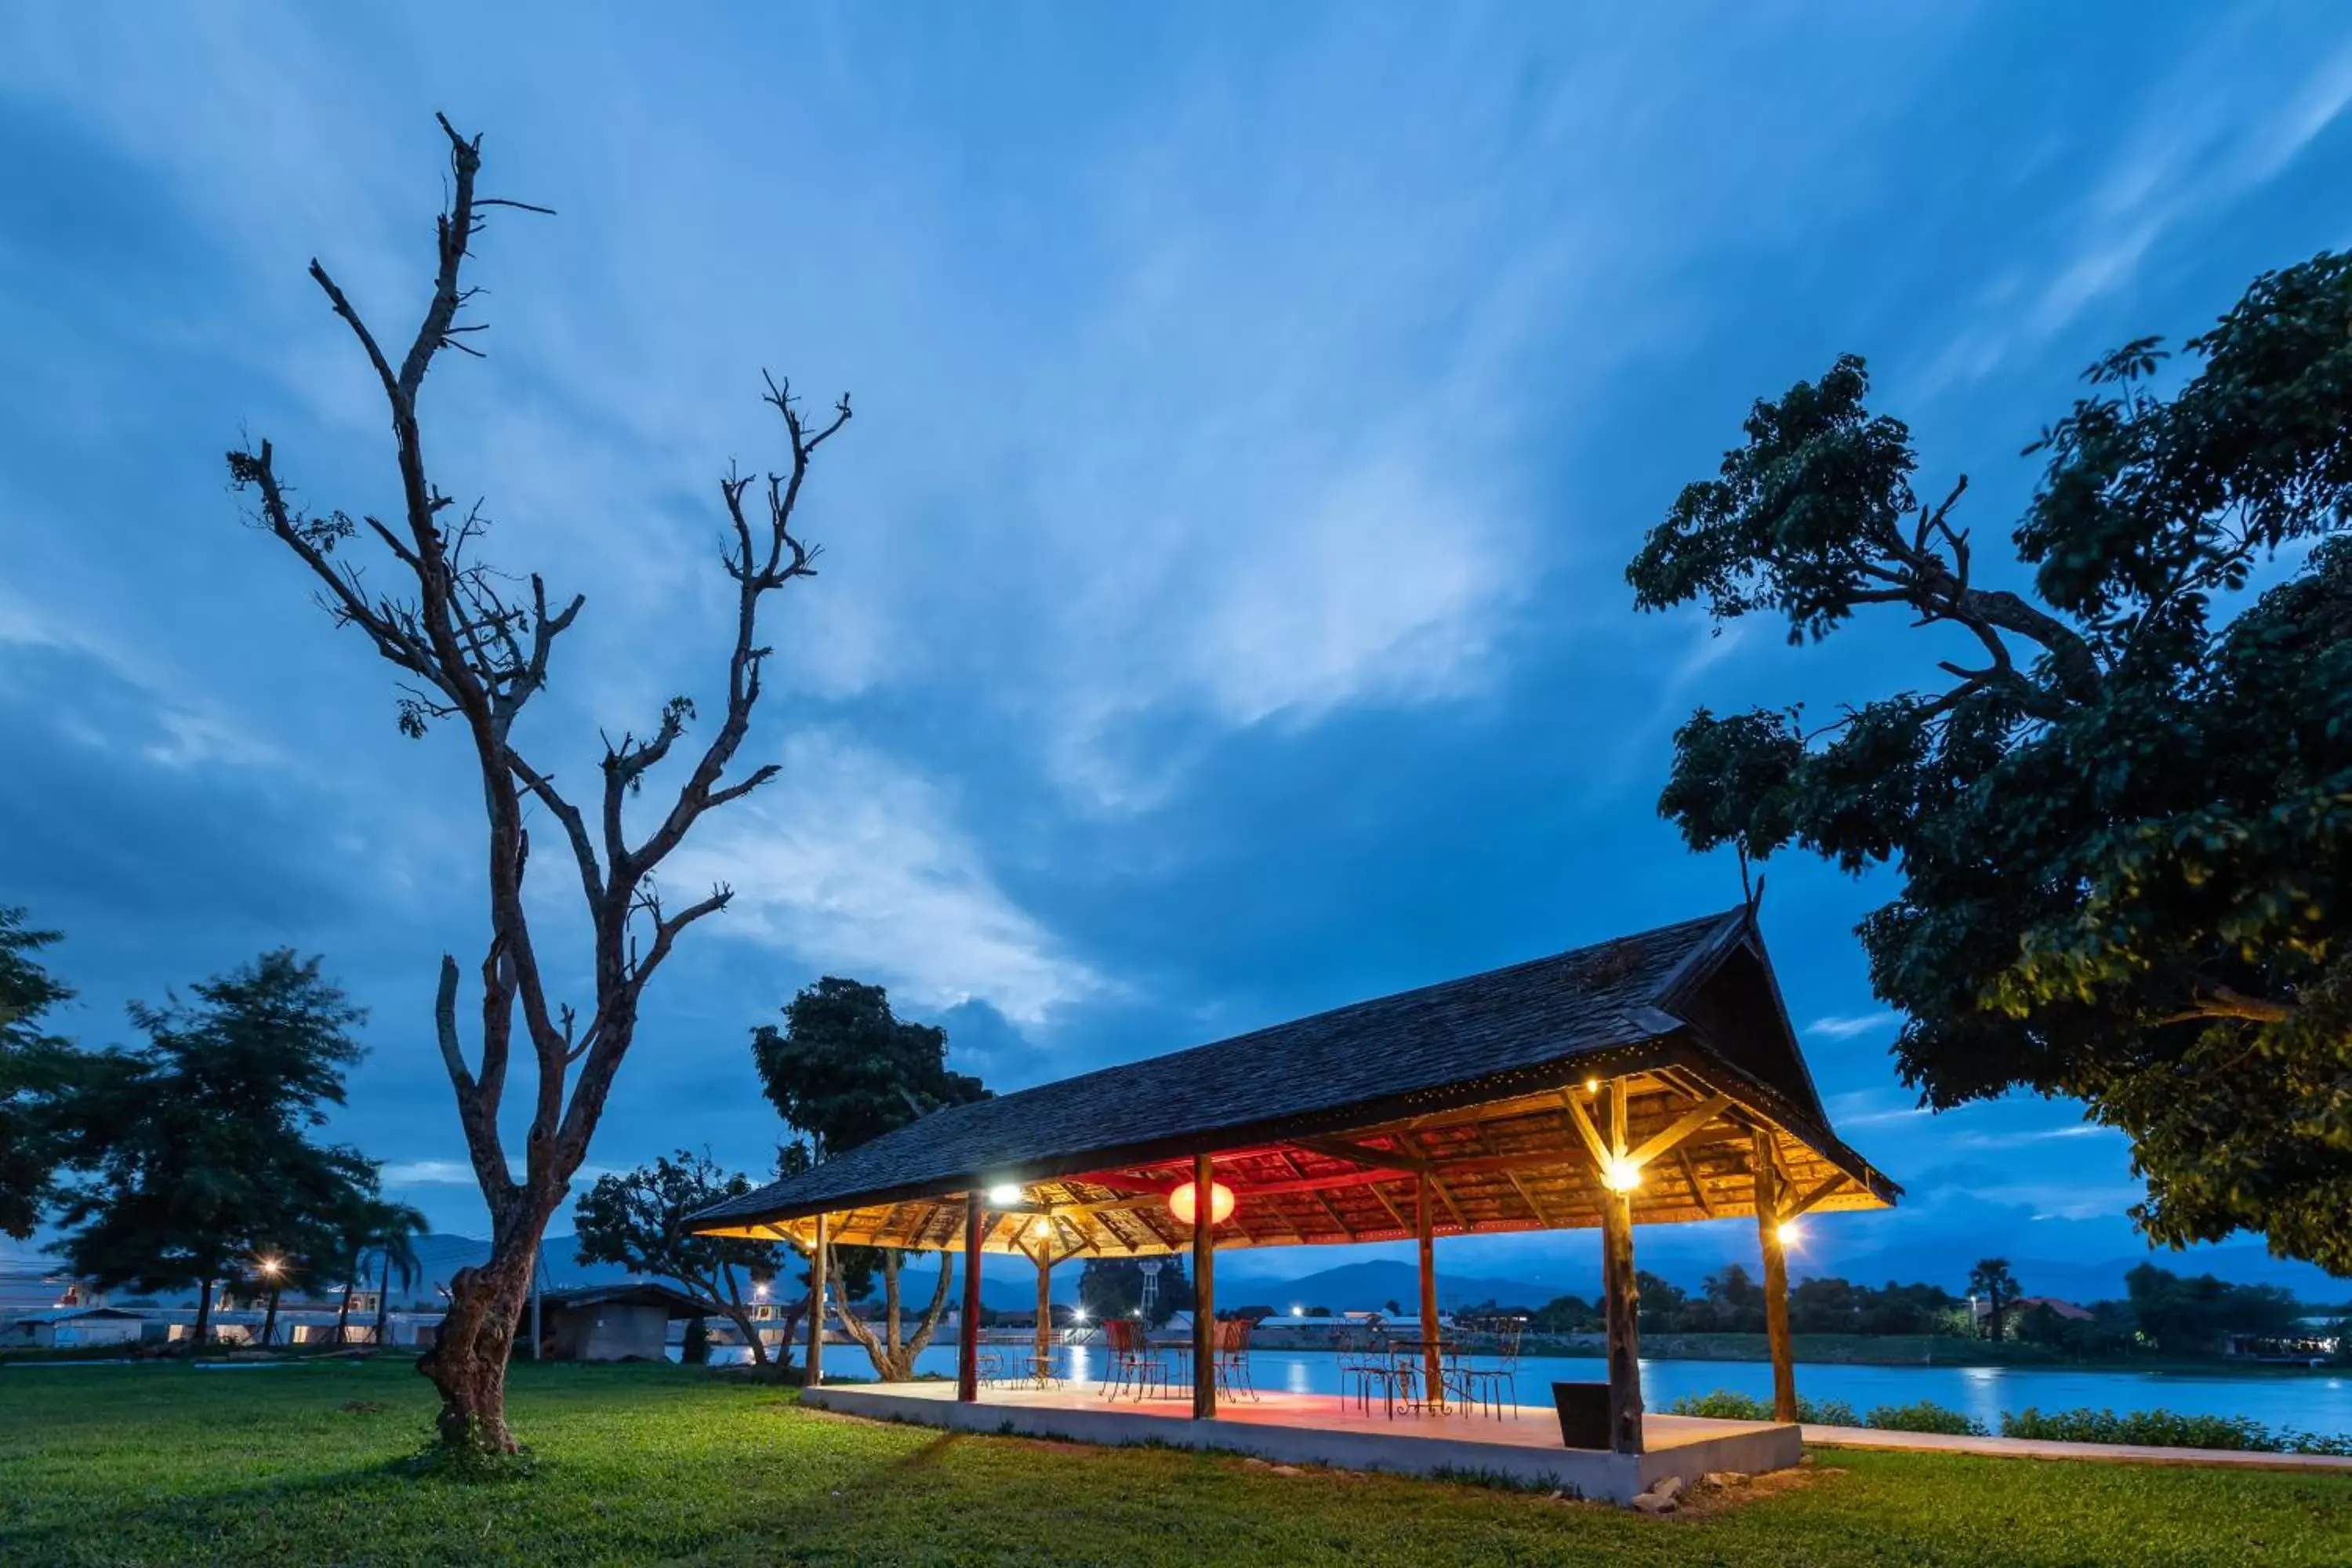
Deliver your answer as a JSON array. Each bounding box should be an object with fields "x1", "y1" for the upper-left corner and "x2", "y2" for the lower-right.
[{"x1": 0, "y1": 1359, "x2": 2343, "y2": 1566}]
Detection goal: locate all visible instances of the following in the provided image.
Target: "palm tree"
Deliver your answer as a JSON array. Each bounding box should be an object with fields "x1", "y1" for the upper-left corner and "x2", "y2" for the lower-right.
[
  {"x1": 358, "y1": 1200, "x2": 428, "y2": 1348},
  {"x1": 1969, "y1": 1258, "x2": 2020, "y2": 1342}
]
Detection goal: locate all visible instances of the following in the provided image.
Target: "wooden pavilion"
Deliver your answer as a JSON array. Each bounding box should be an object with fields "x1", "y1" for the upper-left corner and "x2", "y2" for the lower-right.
[{"x1": 691, "y1": 906, "x2": 1898, "y2": 1455}]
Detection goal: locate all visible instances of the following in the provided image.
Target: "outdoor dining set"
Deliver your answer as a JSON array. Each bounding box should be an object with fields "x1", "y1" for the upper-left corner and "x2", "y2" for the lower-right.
[{"x1": 972, "y1": 1316, "x2": 1527, "y2": 1420}]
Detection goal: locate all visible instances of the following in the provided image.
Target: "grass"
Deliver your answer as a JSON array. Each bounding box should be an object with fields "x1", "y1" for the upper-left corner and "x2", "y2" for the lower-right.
[{"x1": 0, "y1": 1359, "x2": 2343, "y2": 1566}]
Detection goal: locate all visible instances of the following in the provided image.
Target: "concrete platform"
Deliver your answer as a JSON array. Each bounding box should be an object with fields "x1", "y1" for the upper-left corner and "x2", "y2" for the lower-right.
[{"x1": 797, "y1": 1380, "x2": 1800, "y2": 1504}]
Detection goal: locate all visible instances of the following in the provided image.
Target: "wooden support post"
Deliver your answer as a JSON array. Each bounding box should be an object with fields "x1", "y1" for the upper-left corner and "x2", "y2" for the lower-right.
[
  {"x1": 1191, "y1": 1152, "x2": 1217, "y2": 1421},
  {"x1": 1035, "y1": 1237, "x2": 1054, "y2": 1376},
  {"x1": 957, "y1": 1192, "x2": 983, "y2": 1403},
  {"x1": 1417, "y1": 1170, "x2": 1443, "y2": 1411},
  {"x1": 1602, "y1": 1080, "x2": 1642, "y2": 1454},
  {"x1": 806, "y1": 1213, "x2": 828, "y2": 1388},
  {"x1": 1601, "y1": 1181, "x2": 1643, "y2": 1453},
  {"x1": 1754, "y1": 1130, "x2": 1797, "y2": 1423}
]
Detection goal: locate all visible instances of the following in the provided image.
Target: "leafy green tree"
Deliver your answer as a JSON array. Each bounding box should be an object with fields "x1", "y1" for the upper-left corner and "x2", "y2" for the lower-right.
[
  {"x1": 49, "y1": 951, "x2": 376, "y2": 1346},
  {"x1": 1628, "y1": 251, "x2": 2352, "y2": 1272},
  {"x1": 574, "y1": 1151, "x2": 789, "y2": 1370},
  {"x1": 1076, "y1": 1257, "x2": 1191, "y2": 1327},
  {"x1": 753, "y1": 978, "x2": 989, "y2": 1377},
  {"x1": 0, "y1": 907, "x2": 78, "y2": 1240},
  {"x1": 2123, "y1": 1261, "x2": 2301, "y2": 1352},
  {"x1": 1530, "y1": 1293, "x2": 1600, "y2": 1334},
  {"x1": 1969, "y1": 1259, "x2": 2020, "y2": 1341},
  {"x1": 1635, "y1": 1269, "x2": 1688, "y2": 1334}
]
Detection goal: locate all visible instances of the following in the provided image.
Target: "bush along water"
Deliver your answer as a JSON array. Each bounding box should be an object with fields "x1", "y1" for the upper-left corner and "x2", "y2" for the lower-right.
[
  {"x1": 1664, "y1": 1392, "x2": 2352, "y2": 1454},
  {"x1": 2000, "y1": 1407, "x2": 2352, "y2": 1456},
  {"x1": 1664, "y1": 1389, "x2": 1859, "y2": 1426},
  {"x1": 1863, "y1": 1401, "x2": 1987, "y2": 1436}
]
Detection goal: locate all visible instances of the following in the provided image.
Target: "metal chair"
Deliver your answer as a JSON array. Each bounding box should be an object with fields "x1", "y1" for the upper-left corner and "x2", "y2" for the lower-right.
[
  {"x1": 1100, "y1": 1317, "x2": 1168, "y2": 1402},
  {"x1": 1340, "y1": 1326, "x2": 1421, "y2": 1417},
  {"x1": 1449, "y1": 1316, "x2": 1524, "y2": 1417},
  {"x1": 1214, "y1": 1316, "x2": 1258, "y2": 1403}
]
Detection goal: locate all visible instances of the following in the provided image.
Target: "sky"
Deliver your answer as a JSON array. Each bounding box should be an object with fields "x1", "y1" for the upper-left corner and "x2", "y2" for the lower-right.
[{"x1": 4, "y1": 3, "x2": 2350, "y2": 1296}]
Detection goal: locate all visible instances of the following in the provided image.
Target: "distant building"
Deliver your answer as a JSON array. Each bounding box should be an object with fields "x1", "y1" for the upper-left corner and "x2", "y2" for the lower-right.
[
  {"x1": 537, "y1": 1283, "x2": 712, "y2": 1362},
  {"x1": 5, "y1": 1306, "x2": 146, "y2": 1348},
  {"x1": 1974, "y1": 1295, "x2": 2091, "y2": 1324}
]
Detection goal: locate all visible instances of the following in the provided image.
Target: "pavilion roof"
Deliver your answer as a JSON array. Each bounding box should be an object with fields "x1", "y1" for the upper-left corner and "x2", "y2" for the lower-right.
[{"x1": 690, "y1": 906, "x2": 1899, "y2": 1257}]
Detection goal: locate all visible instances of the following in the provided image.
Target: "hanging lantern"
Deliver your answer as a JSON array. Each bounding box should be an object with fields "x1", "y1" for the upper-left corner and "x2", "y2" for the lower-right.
[{"x1": 1167, "y1": 1178, "x2": 1236, "y2": 1227}]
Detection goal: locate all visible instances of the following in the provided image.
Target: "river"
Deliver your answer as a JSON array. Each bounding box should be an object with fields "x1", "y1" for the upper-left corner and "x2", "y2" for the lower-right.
[{"x1": 701, "y1": 1343, "x2": 2352, "y2": 1436}]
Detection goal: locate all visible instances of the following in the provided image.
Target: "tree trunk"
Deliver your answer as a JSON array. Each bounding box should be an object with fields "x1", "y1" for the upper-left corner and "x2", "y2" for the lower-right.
[
  {"x1": 373, "y1": 1250, "x2": 391, "y2": 1346},
  {"x1": 192, "y1": 1273, "x2": 215, "y2": 1349},
  {"x1": 723, "y1": 1302, "x2": 771, "y2": 1368},
  {"x1": 262, "y1": 1285, "x2": 281, "y2": 1350},
  {"x1": 416, "y1": 1207, "x2": 544, "y2": 1454},
  {"x1": 336, "y1": 1283, "x2": 354, "y2": 1348},
  {"x1": 898, "y1": 1251, "x2": 955, "y2": 1374}
]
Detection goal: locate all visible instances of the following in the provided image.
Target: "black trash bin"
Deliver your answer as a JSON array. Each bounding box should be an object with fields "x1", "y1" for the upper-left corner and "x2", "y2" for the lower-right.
[{"x1": 1552, "y1": 1381, "x2": 1611, "y2": 1449}]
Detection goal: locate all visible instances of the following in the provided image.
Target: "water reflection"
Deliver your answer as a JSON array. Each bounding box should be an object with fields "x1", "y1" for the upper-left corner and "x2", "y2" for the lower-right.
[{"x1": 698, "y1": 1343, "x2": 2352, "y2": 1434}]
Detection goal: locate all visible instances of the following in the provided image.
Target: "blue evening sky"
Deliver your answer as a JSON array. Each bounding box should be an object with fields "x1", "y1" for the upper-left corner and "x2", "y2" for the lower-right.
[{"x1": 5, "y1": 4, "x2": 2348, "y2": 1292}]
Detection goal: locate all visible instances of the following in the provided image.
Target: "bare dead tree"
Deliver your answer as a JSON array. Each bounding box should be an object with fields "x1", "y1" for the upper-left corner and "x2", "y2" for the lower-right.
[{"x1": 226, "y1": 115, "x2": 849, "y2": 1453}]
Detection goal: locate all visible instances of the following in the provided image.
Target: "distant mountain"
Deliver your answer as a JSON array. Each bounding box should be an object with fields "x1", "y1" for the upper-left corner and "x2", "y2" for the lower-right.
[
  {"x1": 1213, "y1": 1258, "x2": 1563, "y2": 1314},
  {"x1": 1803, "y1": 1242, "x2": 2352, "y2": 1308}
]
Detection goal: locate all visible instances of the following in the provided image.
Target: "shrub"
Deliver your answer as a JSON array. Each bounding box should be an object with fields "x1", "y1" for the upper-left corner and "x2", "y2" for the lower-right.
[
  {"x1": 1667, "y1": 1389, "x2": 1769, "y2": 1421},
  {"x1": 1864, "y1": 1400, "x2": 1987, "y2": 1436},
  {"x1": 2000, "y1": 1406, "x2": 2273, "y2": 1450},
  {"x1": 1662, "y1": 1389, "x2": 1857, "y2": 1425}
]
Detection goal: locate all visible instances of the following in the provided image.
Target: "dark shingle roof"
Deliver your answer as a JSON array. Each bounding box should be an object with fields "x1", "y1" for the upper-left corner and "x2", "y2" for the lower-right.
[{"x1": 692, "y1": 907, "x2": 1765, "y2": 1231}]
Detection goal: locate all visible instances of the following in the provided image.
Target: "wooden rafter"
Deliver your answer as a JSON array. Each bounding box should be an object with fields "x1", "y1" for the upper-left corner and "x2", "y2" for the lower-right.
[
  {"x1": 1626, "y1": 1093, "x2": 1733, "y2": 1168},
  {"x1": 1675, "y1": 1147, "x2": 1719, "y2": 1218},
  {"x1": 1293, "y1": 1134, "x2": 1426, "y2": 1172}
]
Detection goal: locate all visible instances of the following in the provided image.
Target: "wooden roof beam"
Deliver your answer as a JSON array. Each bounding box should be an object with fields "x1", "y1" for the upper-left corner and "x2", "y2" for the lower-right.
[
  {"x1": 1626, "y1": 1093, "x2": 1734, "y2": 1170},
  {"x1": 1291, "y1": 1134, "x2": 1427, "y2": 1172}
]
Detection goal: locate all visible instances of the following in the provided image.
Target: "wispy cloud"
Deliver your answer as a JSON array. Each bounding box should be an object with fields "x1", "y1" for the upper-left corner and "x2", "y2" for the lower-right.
[
  {"x1": 1916, "y1": 28, "x2": 2352, "y2": 397},
  {"x1": 1806, "y1": 1011, "x2": 1898, "y2": 1041},
  {"x1": 664, "y1": 731, "x2": 1107, "y2": 1027}
]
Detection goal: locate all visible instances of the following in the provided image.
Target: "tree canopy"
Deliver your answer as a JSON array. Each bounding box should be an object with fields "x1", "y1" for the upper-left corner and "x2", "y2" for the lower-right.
[
  {"x1": 1628, "y1": 249, "x2": 2352, "y2": 1273},
  {"x1": 574, "y1": 1150, "x2": 787, "y2": 1368},
  {"x1": 49, "y1": 950, "x2": 386, "y2": 1342},
  {"x1": 0, "y1": 906, "x2": 76, "y2": 1240},
  {"x1": 752, "y1": 977, "x2": 988, "y2": 1159},
  {"x1": 752, "y1": 977, "x2": 989, "y2": 1377},
  {"x1": 1969, "y1": 1259, "x2": 2021, "y2": 1341}
]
